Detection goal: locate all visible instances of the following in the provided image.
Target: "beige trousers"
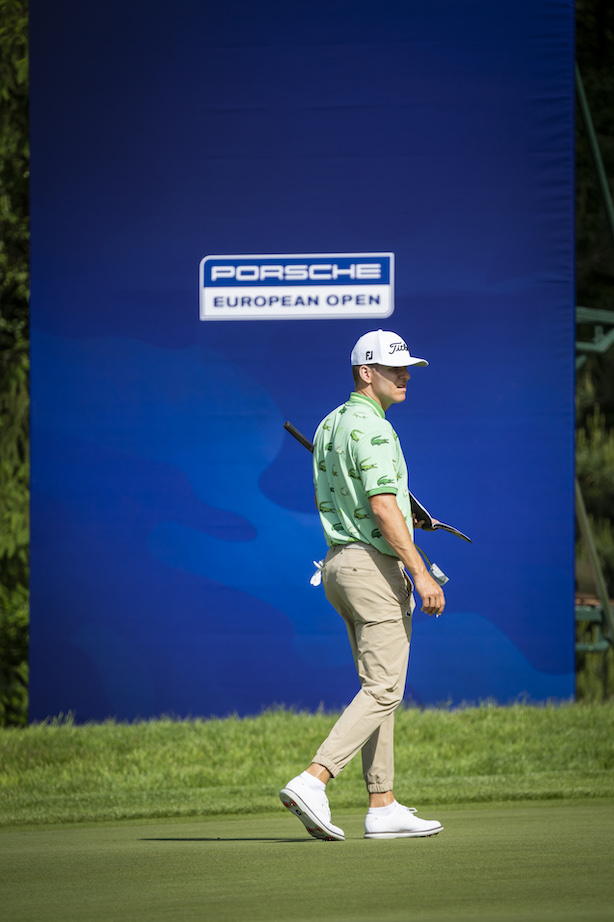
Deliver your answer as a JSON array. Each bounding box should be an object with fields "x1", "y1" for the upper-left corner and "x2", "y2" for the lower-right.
[{"x1": 314, "y1": 543, "x2": 414, "y2": 793}]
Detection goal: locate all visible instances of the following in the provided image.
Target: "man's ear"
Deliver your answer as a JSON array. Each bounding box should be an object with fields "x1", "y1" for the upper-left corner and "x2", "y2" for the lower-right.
[{"x1": 358, "y1": 364, "x2": 373, "y2": 384}]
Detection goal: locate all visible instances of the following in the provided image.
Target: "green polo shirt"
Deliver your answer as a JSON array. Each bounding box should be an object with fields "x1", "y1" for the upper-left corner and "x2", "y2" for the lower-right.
[{"x1": 313, "y1": 391, "x2": 413, "y2": 556}]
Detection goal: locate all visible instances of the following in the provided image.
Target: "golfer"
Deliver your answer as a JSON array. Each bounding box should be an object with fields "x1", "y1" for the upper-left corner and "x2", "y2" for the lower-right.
[{"x1": 280, "y1": 329, "x2": 445, "y2": 841}]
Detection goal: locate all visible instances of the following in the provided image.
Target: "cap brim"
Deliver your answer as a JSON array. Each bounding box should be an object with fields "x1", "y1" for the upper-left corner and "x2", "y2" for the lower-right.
[{"x1": 385, "y1": 356, "x2": 428, "y2": 367}]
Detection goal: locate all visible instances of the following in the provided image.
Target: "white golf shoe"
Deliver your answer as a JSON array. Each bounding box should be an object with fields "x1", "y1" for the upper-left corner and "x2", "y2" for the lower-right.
[
  {"x1": 364, "y1": 802, "x2": 443, "y2": 839},
  {"x1": 280, "y1": 775, "x2": 345, "y2": 841}
]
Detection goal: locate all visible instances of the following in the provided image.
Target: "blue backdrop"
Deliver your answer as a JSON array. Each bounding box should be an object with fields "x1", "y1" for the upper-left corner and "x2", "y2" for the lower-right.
[{"x1": 29, "y1": 0, "x2": 575, "y2": 721}]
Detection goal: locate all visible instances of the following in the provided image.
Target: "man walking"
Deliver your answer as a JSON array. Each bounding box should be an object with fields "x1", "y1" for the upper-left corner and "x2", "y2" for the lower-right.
[{"x1": 280, "y1": 329, "x2": 445, "y2": 841}]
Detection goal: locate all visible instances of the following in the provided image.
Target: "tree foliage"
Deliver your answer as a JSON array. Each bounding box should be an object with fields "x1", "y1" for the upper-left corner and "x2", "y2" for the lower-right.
[
  {"x1": 575, "y1": 0, "x2": 614, "y2": 529},
  {"x1": 0, "y1": 0, "x2": 29, "y2": 580},
  {"x1": 576, "y1": 0, "x2": 614, "y2": 432},
  {"x1": 576, "y1": 0, "x2": 614, "y2": 326},
  {"x1": 575, "y1": 0, "x2": 614, "y2": 699},
  {"x1": 0, "y1": 0, "x2": 29, "y2": 725},
  {"x1": 0, "y1": 583, "x2": 28, "y2": 725}
]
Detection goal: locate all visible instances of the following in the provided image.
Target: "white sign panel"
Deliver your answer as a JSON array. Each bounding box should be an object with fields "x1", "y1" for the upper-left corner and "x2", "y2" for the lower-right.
[{"x1": 199, "y1": 252, "x2": 394, "y2": 321}]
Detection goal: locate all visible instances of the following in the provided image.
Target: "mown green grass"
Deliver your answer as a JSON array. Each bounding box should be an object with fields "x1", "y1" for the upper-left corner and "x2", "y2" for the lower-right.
[
  {"x1": 3, "y1": 804, "x2": 614, "y2": 922},
  {"x1": 1, "y1": 702, "x2": 613, "y2": 826}
]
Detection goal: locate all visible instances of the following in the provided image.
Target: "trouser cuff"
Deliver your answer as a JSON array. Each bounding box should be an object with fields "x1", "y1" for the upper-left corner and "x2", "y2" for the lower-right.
[
  {"x1": 312, "y1": 755, "x2": 342, "y2": 778},
  {"x1": 366, "y1": 781, "x2": 394, "y2": 793}
]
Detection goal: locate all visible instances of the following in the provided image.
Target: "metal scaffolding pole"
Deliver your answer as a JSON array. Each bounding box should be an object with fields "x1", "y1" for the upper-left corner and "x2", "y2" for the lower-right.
[{"x1": 575, "y1": 63, "x2": 614, "y2": 249}]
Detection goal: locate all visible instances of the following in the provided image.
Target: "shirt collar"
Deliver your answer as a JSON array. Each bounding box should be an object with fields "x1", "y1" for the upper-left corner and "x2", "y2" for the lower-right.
[{"x1": 348, "y1": 391, "x2": 386, "y2": 419}]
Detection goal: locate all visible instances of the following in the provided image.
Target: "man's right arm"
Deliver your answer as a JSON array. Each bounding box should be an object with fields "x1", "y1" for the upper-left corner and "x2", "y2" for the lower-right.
[{"x1": 369, "y1": 492, "x2": 445, "y2": 616}]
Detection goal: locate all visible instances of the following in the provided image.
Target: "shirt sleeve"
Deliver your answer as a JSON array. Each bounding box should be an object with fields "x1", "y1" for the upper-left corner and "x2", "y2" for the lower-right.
[{"x1": 352, "y1": 421, "x2": 400, "y2": 496}]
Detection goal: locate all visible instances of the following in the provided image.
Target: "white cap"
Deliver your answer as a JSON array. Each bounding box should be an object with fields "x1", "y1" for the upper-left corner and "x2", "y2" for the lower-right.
[{"x1": 350, "y1": 330, "x2": 428, "y2": 367}]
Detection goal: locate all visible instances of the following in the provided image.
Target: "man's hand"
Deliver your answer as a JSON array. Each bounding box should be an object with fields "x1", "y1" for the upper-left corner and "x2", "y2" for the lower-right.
[{"x1": 412, "y1": 571, "x2": 446, "y2": 617}]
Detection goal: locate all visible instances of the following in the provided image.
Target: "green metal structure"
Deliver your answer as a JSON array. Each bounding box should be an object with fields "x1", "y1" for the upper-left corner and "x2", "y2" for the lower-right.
[
  {"x1": 576, "y1": 307, "x2": 614, "y2": 371},
  {"x1": 574, "y1": 65, "x2": 614, "y2": 663}
]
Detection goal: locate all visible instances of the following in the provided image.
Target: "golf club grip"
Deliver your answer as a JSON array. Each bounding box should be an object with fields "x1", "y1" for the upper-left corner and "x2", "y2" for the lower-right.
[{"x1": 283, "y1": 421, "x2": 314, "y2": 453}]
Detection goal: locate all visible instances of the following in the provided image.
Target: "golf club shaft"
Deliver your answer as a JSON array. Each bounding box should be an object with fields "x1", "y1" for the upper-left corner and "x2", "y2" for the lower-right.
[{"x1": 283, "y1": 421, "x2": 314, "y2": 453}]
